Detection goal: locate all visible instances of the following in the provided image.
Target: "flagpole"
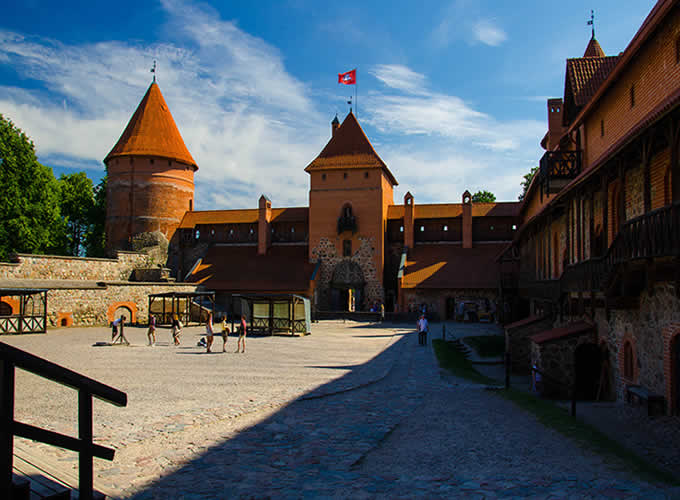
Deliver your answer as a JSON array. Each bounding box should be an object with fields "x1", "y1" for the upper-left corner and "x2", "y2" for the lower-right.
[{"x1": 355, "y1": 69, "x2": 358, "y2": 117}]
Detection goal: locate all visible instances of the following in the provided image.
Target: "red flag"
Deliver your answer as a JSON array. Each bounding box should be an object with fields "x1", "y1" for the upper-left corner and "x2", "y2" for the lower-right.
[{"x1": 338, "y1": 69, "x2": 356, "y2": 85}]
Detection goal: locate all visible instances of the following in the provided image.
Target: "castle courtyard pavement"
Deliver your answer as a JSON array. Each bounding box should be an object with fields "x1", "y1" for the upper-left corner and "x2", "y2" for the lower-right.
[{"x1": 2, "y1": 321, "x2": 678, "y2": 499}]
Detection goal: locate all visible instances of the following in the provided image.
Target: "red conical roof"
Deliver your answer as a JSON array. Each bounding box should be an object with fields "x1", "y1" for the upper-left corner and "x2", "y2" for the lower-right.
[
  {"x1": 583, "y1": 37, "x2": 605, "y2": 57},
  {"x1": 105, "y1": 82, "x2": 197, "y2": 168},
  {"x1": 305, "y1": 111, "x2": 398, "y2": 185}
]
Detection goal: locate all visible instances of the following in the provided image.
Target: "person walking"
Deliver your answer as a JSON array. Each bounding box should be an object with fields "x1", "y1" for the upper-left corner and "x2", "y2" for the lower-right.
[
  {"x1": 221, "y1": 315, "x2": 229, "y2": 352},
  {"x1": 417, "y1": 314, "x2": 429, "y2": 346},
  {"x1": 235, "y1": 314, "x2": 247, "y2": 353},
  {"x1": 171, "y1": 314, "x2": 182, "y2": 346},
  {"x1": 147, "y1": 314, "x2": 156, "y2": 346},
  {"x1": 205, "y1": 313, "x2": 214, "y2": 353}
]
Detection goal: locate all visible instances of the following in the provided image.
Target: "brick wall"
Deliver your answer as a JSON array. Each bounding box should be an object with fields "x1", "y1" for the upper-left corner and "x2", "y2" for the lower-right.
[
  {"x1": 584, "y1": 6, "x2": 680, "y2": 168},
  {"x1": 106, "y1": 156, "x2": 195, "y2": 252},
  {"x1": 650, "y1": 147, "x2": 671, "y2": 210},
  {"x1": 0, "y1": 252, "x2": 150, "y2": 281}
]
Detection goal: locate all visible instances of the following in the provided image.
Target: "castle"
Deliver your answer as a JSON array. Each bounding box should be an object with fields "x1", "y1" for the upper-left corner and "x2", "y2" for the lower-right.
[{"x1": 102, "y1": 82, "x2": 519, "y2": 319}]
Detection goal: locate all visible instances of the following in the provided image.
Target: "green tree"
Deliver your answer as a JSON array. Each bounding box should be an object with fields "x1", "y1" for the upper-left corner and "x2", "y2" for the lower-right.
[
  {"x1": 471, "y1": 190, "x2": 496, "y2": 203},
  {"x1": 518, "y1": 166, "x2": 539, "y2": 201},
  {"x1": 0, "y1": 114, "x2": 65, "y2": 261},
  {"x1": 59, "y1": 172, "x2": 95, "y2": 256},
  {"x1": 84, "y1": 176, "x2": 107, "y2": 257}
]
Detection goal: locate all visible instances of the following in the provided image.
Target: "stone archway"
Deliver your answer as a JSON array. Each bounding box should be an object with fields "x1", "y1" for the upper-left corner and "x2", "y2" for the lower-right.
[
  {"x1": 107, "y1": 301, "x2": 138, "y2": 324},
  {"x1": 330, "y1": 260, "x2": 365, "y2": 311}
]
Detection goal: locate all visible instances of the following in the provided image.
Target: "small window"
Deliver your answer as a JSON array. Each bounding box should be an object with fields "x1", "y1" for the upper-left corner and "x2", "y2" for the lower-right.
[
  {"x1": 600, "y1": 119, "x2": 605, "y2": 137},
  {"x1": 130, "y1": 158, "x2": 134, "y2": 164},
  {"x1": 249, "y1": 228, "x2": 254, "y2": 234},
  {"x1": 189, "y1": 199, "x2": 193, "y2": 211},
  {"x1": 343, "y1": 172, "x2": 348, "y2": 179},
  {"x1": 150, "y1": 158, "x2": 154, "y2": 164},
  {"x1": 512, "y1": 224, "x2": 517, "y2": 230},
  {"x1": 420, "y1": 226, "x2": 425, "y2": 232},
  {"x1": 195, "y1": 230, "x2": 200, "y2": 239},
  {"x1": 630, "y1": 84, "x2": 635, "y2": 108},
  {"x1": 271, "y1": 228, "x2": 275, "y2": 233},
  {"x1": 322, "y1": 173, "x2": 326, "y2": 181},
  {"x1": 676, "y1": 35, "x2": 680, "y2": 64},
  {"x1": 364, "y1": 171, "x2": 369, "y2": 179},
  {"x1": 168, "y1": 160, "x2": 172, "y2": 166},
  {"x1": 229, "y1": 229, "x2": 234, "y2": 235},
  {"x1": 399, "y1": 226, "x2": 404, "y2": 232},
  {"x1": 490, "y1": 225, "x2": 494, "y2": 230},
  {"x1": 443, "y1": 225, "x2": 448, "y2": 231},
  {"x1": 211, "y1": 229, "x2": 215, "y2": 236},
  {"x1": 291, "y1": 227, "x2": 295, "y2": 233},
  {"x1": 343, "y1": 239, "x2": 351, "y2": 257}
]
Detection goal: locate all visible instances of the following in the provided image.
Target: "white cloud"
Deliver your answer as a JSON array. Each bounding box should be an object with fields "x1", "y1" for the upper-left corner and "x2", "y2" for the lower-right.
[
  {"x1": 0, "y1": 2, "x2": 327, "y2": 209},
  {"x1": 472, "y1": 19, "x2": 507, "y2": 47},
  {"x1": 370, "y1": 64, "x2": 427, "y2": 95}
]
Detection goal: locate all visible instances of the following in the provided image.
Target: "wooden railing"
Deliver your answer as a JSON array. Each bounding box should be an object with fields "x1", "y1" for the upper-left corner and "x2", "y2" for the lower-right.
[
  {"x1": 562, "y1": 201, "x2": 680, "y2": 293},
  {"x1": 0, "y1": 342, "x2": 127, "y2": 500}
]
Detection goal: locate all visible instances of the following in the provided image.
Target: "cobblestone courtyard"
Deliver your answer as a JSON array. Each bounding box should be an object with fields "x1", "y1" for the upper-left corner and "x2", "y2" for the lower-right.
[{"x1": 3, "y1": 321, "x2": 678, "y2": 498}]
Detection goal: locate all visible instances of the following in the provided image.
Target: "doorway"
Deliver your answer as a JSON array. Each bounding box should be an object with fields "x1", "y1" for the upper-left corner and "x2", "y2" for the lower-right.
[
  {"x1": 574, "y1": 343, "x2": 602, "y2": 400},
  {"x1": 674, "y1": 335, "x2": 680, "y2": 416}
]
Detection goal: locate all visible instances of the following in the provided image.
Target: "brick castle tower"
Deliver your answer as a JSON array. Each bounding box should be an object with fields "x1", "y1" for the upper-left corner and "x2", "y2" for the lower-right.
[{"x1": 104, "y1": 81, "x2": 198, "y2": 253}]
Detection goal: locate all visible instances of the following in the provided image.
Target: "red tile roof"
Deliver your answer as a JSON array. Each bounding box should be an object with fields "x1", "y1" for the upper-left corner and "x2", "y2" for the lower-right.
[
  {"x1": 305, "y1": 112, "x2": 398, "y2": 185},
  {"x1": 504, "y1": 315, "x2": 549, "y2": 330},
  {"x1": 188, "y1": 245, "x2": 315, "y2": 292},
  {"x1": 530, "y1": 321, "x2": 594, "y2": 345},
  {"x1": 105, "y1": 83, "x2": 197, "y2": 168},
  {"x1": 583, "y1": 37, "x2": 605, "y2": 57},
  {"x1": 178, "y1": 207, "x2": 309, "y2": 229},
  {"x1": 565, "y1": 56, "x2": 619, "y2": 107},
  {"x1": 401, "y1": 243, "x2": 505, "y2": 289},
  {"x1": 387, "y1": 202, "x2": 520, "y2": 220}
]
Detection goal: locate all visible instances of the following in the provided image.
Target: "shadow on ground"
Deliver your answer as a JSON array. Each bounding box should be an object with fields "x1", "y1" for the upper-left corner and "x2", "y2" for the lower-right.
[{"x1": 126, "y1": 331, "x2": 413, "y2": 499}]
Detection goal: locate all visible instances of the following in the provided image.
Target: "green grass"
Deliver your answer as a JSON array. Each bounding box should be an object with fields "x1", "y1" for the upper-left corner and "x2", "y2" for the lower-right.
[
  {"x1": 462, "y1": 335, "x2": 505, "y2": 357},
  {"x1": 431, "y1": 339, "x2": 496, "y2": 384},
  {"x1": 431, "y1": 338, "x2": 679, "y2": 486}
]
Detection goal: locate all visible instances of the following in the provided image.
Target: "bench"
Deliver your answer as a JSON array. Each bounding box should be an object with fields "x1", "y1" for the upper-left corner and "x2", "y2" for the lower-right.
[{"x1": 625, "y1": 385, "x2": 666, "y2": 416}]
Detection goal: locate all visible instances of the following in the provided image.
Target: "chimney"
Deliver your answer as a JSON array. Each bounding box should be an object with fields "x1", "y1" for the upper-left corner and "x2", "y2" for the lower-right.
[
  {"x1": 462, "y1": 190, "x2": 472, "y2": 249},
  {"x1": 547, "y1": 98, "x2": 565, "y2": 150},
  {"x1": 331, "y1": 115, "x2": 340, "y2": 137},
  {"x1": 258, "y1": 194, "x2": 272, "y2": 255},
  {"x1": 404, "y1": 192, "x2": 414, "y2": 251}
]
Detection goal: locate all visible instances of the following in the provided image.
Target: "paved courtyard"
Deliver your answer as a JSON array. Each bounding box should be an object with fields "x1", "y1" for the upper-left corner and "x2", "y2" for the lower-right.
[{"x1": 2, "y1": 321, "x2": 678, "y2": 498}]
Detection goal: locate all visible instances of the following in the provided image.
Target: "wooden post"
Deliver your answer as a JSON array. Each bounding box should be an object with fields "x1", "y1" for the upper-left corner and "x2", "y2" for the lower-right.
[
  {"x1": 0, "y1": 360, "x2": 15, "y2": 500},
  {"x1": 78, "y1": 389, "x2": 93, "y2": 500},
  {"x1": 642, "y1": 137, "x2": 652, "y2": 213}
]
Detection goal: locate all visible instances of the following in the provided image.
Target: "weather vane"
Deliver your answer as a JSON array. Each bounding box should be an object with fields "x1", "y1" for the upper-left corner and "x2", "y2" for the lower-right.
[
  {"x1": 151, "y1": 60, "x2": 157, "y2": 83},
  {"x1": 587, "y1": 10, "x2": 595, "y2": 38}
]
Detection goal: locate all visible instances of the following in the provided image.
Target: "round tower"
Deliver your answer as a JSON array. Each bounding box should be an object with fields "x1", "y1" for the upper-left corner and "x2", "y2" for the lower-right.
[{"x1": 104, "y1": 82, "x2": 198, "y2": 253}]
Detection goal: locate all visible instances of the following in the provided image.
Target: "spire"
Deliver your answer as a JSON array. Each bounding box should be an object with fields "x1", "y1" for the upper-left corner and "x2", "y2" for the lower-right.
[
  {"x1": 105, "y1": 82, "x2": 197, "y2": 168},
  {"x1": 583, "y1": 10, "x2": 605, "y2": 57},
  {"x1": 305, "y1": 111, "x2": 398, "y2": 185}
]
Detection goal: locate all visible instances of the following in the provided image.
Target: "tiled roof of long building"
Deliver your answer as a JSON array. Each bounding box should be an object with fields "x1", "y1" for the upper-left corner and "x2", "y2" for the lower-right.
[
  {"x1": 565, "y1": 55, "x2": 619, "y2": 107},
  {"x1": 105, "y1": 82, "x2": 197, "y2": 168},
  {"x1": 178, "y1": 207, "x2": 309, "y2": 228},
  {"x1": 387, "y1": 202, "x2": 520, "y2": 220}
]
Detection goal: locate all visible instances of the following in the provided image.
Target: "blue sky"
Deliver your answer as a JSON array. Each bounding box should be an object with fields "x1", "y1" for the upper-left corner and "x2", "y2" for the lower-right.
[{"x1": 0, "y1": 0, "x2": 657, "y2": 208}]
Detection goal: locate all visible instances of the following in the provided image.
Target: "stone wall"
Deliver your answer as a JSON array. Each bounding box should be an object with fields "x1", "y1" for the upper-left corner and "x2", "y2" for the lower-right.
[
  {"x1": 506, "y1": 316, "x2": 553, "y2": 374},
  {"x1": 400, "y1": 288, "x2": 497, "y2": 322},
  {"x1": 531, "y1": 330, "x2": 598, "y2": 398},
  {"x1": 46, "y1": 283, "x2": 197, "y2": 327},
  {"x1": 607, "y1": 283, "x2": 680, "y2": 402},
  {"x1": 0, "y1": 252, "x2": 151, "y2": 281},
  {"x1": 311, "y1": 236, "x2": 383, "y2": 310}
]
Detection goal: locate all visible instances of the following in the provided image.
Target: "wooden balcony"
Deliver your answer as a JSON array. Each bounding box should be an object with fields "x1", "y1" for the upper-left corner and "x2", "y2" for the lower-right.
[{"x1": 539, "y1": 150, "x2": 582, "y2": 195}]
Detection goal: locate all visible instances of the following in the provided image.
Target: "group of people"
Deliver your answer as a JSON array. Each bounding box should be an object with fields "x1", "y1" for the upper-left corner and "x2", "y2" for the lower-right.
[
  {"x1": 200, "y1": 313, "x2": 247, "y2": 353},
  {"x1": 137, "y1": 312, "x2": 247, "y2": 353}
]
